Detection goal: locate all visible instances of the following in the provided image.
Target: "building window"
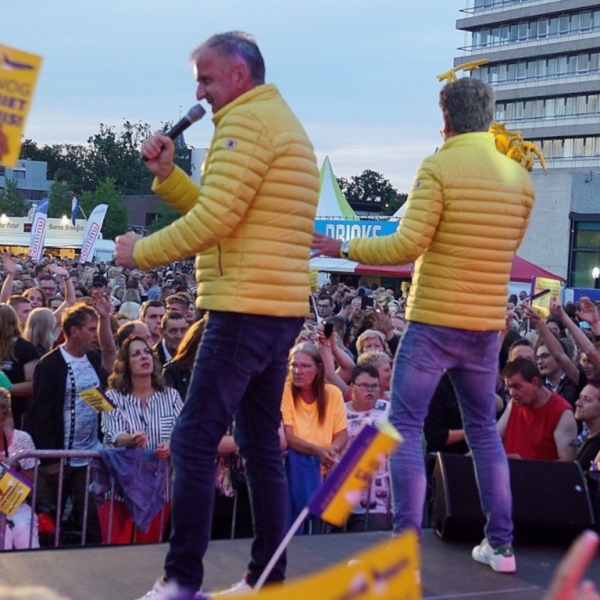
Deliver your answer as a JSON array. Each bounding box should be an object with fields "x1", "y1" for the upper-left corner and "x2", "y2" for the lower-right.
[{"x1": 570, "y1": 219, "x2": 600, "y2": 288}]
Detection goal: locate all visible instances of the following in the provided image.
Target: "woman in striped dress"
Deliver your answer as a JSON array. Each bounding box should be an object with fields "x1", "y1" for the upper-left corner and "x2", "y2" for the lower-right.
[{"x1": 100, "y1": 335, "x2": 183, "y2": 544}]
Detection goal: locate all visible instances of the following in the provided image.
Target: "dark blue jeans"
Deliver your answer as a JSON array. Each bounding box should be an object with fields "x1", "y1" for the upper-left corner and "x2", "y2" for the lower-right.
[
  {"x1": 389, "y1": 321, "x2": 513, "y2": 549},
  {"x1": 164, "y1": 311, "x2": 303, "y2": 594}
]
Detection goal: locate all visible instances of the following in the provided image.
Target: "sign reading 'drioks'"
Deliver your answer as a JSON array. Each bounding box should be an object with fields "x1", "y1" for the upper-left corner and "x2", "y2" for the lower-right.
[
  {"x1": 314, "y1": 219, "x2": 399, "y2": 241},
  {"x1": 0, "y1": 44, "x2": 43, "y2": 168}
]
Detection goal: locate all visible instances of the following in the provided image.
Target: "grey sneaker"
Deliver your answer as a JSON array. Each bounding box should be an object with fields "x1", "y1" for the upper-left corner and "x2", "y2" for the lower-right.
[{"x1": 472, "y1": 538, "x2": 516, "y2": 573}]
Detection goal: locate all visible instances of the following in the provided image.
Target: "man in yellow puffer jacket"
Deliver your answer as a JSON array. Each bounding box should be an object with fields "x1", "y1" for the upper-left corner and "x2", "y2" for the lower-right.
[
  {"x1": 313, "y1": 78, "x2": 535, "y2": 574},
  {"x1": 117, "y1": 32, "x2": 319, "y2": 600}
]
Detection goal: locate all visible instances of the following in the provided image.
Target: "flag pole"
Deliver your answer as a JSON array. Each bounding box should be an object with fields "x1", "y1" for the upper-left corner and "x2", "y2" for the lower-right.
[{"x1": 254, "y1": 507, "x2": 310, "y2": 591}]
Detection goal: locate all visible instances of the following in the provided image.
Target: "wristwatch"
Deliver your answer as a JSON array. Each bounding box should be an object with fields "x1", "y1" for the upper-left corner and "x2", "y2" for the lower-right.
[{"x1": 339, "y1": 240, "x2": 350, "y2": 259}]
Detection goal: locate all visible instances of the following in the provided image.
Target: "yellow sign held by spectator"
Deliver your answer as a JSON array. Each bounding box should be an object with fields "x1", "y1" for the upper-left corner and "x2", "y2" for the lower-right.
[{"x1": 0, "y1": 44, "x2": 43, "y2": 167}]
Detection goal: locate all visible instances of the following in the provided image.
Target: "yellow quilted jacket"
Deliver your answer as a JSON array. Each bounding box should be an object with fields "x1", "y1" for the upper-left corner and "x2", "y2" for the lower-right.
[
  {"x1": 133, "y1": 84, "x2": 319, "y2": 317},
  {"x1": 349, "y1": 132, "x2": 535, "y2": 331}
]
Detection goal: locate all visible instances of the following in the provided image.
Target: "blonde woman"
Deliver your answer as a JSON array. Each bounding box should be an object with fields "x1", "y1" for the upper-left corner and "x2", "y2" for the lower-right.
[{"x1": 23, "y1": 308, "x2": 57, "y2": 358}]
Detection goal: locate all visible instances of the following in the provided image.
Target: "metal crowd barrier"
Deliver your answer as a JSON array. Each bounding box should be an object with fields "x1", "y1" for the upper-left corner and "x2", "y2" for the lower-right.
[
  {"x1": 0, "y1": 449, "x2": 393, "y2": 551},
  {"x1": 0, "y1": 449, "x2": 166, "y2": 551}
]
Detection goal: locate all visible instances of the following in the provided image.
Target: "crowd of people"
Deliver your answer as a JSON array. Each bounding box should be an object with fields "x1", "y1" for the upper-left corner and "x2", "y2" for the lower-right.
[{"x1": 1, "y1": 250, "x2": 599, "y2": 553}]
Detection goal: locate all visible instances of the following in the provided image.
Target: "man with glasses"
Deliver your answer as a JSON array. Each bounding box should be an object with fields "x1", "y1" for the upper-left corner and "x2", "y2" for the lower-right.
[
  {"x1": 316, "y1": 294, "x2": 334, "y2": 320},
  {"x1": 499, "y1": 357, "x2": 577, "y2": 461},
  {"x1": 38, "y1": 275, "x2": 58, "y2": 300},
  {"x1": 344, "y1": 364, "x2": 391, "y2": 531}
]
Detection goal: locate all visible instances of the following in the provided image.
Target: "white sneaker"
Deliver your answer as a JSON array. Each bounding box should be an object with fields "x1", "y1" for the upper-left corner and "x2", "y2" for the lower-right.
[
  {"x1": 135, "y1": 579, "x2": 179, "y2": 600},
  {"x1": 136, "y1": 578, "x2": 206, "y2": 600},
  {"x1": 472, "y1": 539, "x2": 516, "y2": 573},
  {"x1": 207, "y1": 579, "x2": 253, "y2": 597}
]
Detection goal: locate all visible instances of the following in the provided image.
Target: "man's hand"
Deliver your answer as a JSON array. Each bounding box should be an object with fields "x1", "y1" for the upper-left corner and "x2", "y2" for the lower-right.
[
  {"x1": 522, "y1": 303, "x2": 542, "y2": 324},
  {"x1": 140, "y1": 133, "x2": 175, "y2": 182},
  {"x1": 544, "y1": 530, "x2": 599, "y2": 600},
  {"x1": 92, "y1": 290, "x2": 112, "y2": 317},
  {"x1": 576, "y1": 296, "x2": 600, "y2": 327},
  {"x1": 115, "y1": 232, "x2": 141, "y2": 268},
  {"x1": 312, "y1": 232, "x2": 343, "y2": 258},
  {"x1": 47, "y1": 263, "x2": 69, "y2": 278},
  {"x1": 2, "y1": 252, "x2": 18, "y2": 277}
]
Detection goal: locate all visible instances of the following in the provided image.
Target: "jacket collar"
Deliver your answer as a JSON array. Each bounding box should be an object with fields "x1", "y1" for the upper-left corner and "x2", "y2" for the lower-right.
[
  {"x1": 439, "y1": 131, "x2": 495, "y2": 152},
  {"x1": 212, "y1": 84, "x2": 279, "y2": 125}
]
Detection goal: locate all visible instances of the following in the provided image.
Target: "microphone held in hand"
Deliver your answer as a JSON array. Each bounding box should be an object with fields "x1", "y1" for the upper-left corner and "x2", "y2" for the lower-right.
[
  {"x1": 142, "y1": 104, "x2": 206, "y2": 162},
  {"x1": 165, "y1": 104, "x2": 206, "y2": 140}
]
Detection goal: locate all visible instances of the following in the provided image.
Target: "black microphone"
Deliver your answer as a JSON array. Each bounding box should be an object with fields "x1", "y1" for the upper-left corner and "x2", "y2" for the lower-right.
[
  {"x1": 165, "y1": 104, "x2": 206, "y2": 140},
  {"x1": 142, "y1": 104, "x2": 206, "y2": 162}
]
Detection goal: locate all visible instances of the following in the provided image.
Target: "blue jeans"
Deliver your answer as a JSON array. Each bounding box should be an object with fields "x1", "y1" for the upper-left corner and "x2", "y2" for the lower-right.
[
  {"x1": 389, "y1": 321, "x2": 513, "y2": 549},
  {"x1": 164, "y1": 311, "x2": 303, "y2": 594}
]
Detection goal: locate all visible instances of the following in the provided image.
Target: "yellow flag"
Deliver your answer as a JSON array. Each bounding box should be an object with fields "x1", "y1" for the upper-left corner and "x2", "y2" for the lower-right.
[
  {"x1": 0, "y1": 466, "x2": 32, "y2": 517},
  {"x1": 0, "y1": 44, "x2": 43, "y2": 167},
  {"x1": 309, "y1": 422, "x2": 402, "y2": 527},
  {"x1": 78, "y1": 387, "x2": 115, "y2": 413},
  {"x1": 222, "y1": 531, "x2": 420, "y2": 600}
]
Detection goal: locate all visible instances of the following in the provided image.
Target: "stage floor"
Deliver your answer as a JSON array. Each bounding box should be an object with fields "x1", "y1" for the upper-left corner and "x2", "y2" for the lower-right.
[{"x1": 0, "y1": 529, "x2": 598, "y2": 599}]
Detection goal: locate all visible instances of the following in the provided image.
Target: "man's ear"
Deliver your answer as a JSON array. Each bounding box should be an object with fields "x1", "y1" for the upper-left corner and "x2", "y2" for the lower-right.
[
  {"x1": 442, "y1": 116, "x2": 451, "y2": 141},
  {"x1": 232, "y1": 59, "x2": 249, "y2": 86}
]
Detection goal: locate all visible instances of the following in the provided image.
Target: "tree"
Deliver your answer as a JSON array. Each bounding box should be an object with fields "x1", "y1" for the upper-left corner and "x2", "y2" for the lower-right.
[
  {"x1": 337, "y1": 170, "x2": 407, "y2": 216},
  {"x1": 47, "y1": 180, "x2": 72, "y2": 219},
  {"x1": 79, "y1": 178, "x2": 129, "y2": 240},
  {"x1": 0, "y1": 179, "x2": 29, "y2": 216},
  {"x1": 20, "y1": 121, "x2": 154, "y2": 196},
  {"x1": 82, "y1": 122, "x2": 154, "y2": 194}
]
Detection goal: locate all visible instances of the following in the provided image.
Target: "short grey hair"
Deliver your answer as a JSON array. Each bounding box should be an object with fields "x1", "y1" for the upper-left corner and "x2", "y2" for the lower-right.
[
  {"x1": 191, "y1": 31, "x2": 265, "y2": 85},
  {"x1": 439, "y1": 77, "x2": 495, "y2": 134}
]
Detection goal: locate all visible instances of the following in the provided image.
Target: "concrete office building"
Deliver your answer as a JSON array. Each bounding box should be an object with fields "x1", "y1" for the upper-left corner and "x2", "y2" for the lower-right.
[{"x1": 455, "y1": 0, "x2": 600, "y2": 288}]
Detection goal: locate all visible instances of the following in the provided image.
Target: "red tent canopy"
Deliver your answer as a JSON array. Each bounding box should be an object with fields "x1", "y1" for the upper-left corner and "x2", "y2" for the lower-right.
[{"x1": 353, "y1": 255, "x2": 564, "y2": 283}]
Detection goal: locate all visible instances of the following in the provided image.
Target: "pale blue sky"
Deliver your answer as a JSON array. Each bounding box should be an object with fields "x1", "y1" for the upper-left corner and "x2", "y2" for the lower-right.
[{"x1": 5, "y1": 1, "x2": 468, "y2": 192}]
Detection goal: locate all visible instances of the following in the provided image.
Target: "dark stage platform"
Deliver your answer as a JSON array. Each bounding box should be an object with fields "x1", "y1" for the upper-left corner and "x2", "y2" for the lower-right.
[{"x1": 0, "y1": 529, "x2": 598, "y2": 599}]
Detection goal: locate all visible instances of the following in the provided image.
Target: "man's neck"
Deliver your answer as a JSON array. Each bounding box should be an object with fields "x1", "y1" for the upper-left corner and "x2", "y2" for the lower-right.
[
  {"x1": 586, "y1": 418, "x2": 600, "y2": 438},
  {"x1": 63, "y1": 340, "x2": 86, "y2": 358},
  {"x1": 531, "y1": 386, "x2": 552, "y2": 409},
  {"x1": 545, "y1": 370, "x2": 563, "y2": 388}
]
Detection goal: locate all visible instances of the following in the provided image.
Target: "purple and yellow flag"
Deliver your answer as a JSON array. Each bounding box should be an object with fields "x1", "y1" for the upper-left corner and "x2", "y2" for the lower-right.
[
  {"x1": 0, "y1": 44, "x2": 43, "y2": 168},
  {"x1": 227, "y1": 531, "x2": 420, "y2": 600},
  {"x1": 309, "y1": 422, "x2": 402, "y2": 527}
]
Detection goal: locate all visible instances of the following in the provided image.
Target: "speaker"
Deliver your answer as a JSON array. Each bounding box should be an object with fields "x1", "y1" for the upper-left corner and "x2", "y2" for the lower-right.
[{"x1": 431, "y1": 453, "x2": 595, "y2": 543}]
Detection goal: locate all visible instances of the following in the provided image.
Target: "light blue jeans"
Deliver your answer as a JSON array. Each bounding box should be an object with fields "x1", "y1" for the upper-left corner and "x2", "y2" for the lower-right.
[{"x1": 389, "y1": 321, "x2": 513, "y2": 549}]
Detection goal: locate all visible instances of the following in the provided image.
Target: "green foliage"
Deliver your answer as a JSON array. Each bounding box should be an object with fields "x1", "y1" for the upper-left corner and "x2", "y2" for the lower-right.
[
  {"x1": 337, "y1": 170, "x2": 407, "y2": 216},
  {"x1": 79, "y1": 178, "x2": 129, "y2": 240},
  {"x1": 20, "y1": 120, "x2": 197, "y2": 235},
  {"x1": 20, "y1": 120, "x2": 154, "y2": 196},
  {"x1": 0, "y1": 179, "x2": 29, "y2": 216},
  {"x1": 47, "y1": 180, "x2": 72, "y2": 219},
  {"x1": 147, "y1": 204, "x2": 180, "y2": 233}
]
